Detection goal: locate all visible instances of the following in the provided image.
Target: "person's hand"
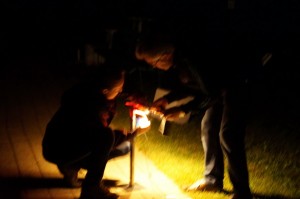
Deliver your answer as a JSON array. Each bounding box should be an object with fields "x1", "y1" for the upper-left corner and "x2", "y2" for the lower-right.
[
  {"x1": 164, "y1": 107, "x2": 186, "y2": 121},
  {"x1": 135, "y1": 126, "x2": 151, "y2": 136},
  {"x1": 128, "y1": 126, "x2": 150, "y2": 139},
  {"x1": 151, "y1": 97, "x2": 168, "y2": 112},
  {"x1": 125, "y1": 92, "x2": 148, "y2": 107},
  {"x1": 113, "y1": 129, "x2": 129, "y2": 136}
]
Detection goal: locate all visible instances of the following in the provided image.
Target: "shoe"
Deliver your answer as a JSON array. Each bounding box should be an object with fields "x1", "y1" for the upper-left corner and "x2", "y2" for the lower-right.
[
  {"x1": 231, "y1": 193, "x2": 252, "y2": 199},
  {"x1": 79, "y1": 184, "x2": 119, "y2": 199},
  {"x1": 57, "y1": 165, "x2": 82, "y2": 188},
  {"x1": 184, "y1": 179, "x2": 222, "y2": 192}
]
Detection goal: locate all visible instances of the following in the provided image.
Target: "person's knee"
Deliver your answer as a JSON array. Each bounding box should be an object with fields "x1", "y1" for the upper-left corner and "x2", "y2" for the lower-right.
[
  {"x1": 115, "y1": 141, "x2": 131, "y2": 153},
  {"x1": 109, "y1": 141, "x2": 131, "y2": 159},
  {"x1": 220, "y1": 128, "x2": 245, "y2": 153}
]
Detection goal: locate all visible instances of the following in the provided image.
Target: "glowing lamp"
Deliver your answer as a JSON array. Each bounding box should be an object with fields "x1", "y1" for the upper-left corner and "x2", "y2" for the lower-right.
[
  {"x1": 124, "y1": 101, "x2": 152, "y2": 188},
  {"x1": 132, "y1": 109, "x2": 151, "y2": 130}
]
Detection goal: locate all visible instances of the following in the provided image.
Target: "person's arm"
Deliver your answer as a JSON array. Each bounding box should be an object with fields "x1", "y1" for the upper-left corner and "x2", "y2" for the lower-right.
[
  {"x1": 162, "y1": 93, "x2": 217, "y2": 120},
  {"x1": 179, "y1": 94, "x2": 217, "y2": 114}
]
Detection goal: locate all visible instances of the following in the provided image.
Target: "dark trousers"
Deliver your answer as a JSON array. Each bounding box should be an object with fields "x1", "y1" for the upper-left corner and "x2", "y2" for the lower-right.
[
  {"x1": 201, "y1": 87, "x2": 251, "y2": 194},
  {"x1": 58, "y1": 129, "x2": 130, "y2": 187}
]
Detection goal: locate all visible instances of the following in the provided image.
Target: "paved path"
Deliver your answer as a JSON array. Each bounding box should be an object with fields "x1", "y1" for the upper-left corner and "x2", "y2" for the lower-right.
[{"x1": 0, "y1": 66, "x2": 191, "y2": 199}]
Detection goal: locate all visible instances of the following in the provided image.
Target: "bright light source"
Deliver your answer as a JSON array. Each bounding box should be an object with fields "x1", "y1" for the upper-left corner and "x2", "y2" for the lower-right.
[
  {"x1": 132, "y1": 109, "x2": 151, "y2": 130},
  {"x1": 136, "y1": 116, "x2": 151, "y2": 129}
]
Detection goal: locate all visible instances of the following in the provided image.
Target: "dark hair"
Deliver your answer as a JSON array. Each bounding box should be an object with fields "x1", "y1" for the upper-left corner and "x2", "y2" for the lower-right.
[
  {"x1": 135, "y1": 32, "x2": 175, "y2": 58},
  {"x1": 86, "y1": 63, "x2": 125, "y2": 89}
]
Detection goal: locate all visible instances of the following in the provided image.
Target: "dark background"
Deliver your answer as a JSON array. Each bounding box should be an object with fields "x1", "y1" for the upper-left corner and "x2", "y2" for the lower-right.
[
  {"x1": 3, "y1": 0, "x2": 300, "y2": 61},
  {"x1": 2, "y1": 0, "x2": 300, "y2": 116}
]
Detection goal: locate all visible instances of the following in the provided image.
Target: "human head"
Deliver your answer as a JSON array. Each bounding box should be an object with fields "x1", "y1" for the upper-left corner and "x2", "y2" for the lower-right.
[
  {"x1": 101, "y1": 73, "x2": 124, "y2": 100},
  {"x1": 90, "y1": 65, "x2": 125, "y2": 100},
  {"x1": 135, "y1": 33, "x2": 175, "y2": 71}
]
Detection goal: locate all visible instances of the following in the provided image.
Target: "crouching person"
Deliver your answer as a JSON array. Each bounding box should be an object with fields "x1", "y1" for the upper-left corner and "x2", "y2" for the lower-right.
[{"x1": 42, "y1": 65, "x2": 135, "y2": 199}]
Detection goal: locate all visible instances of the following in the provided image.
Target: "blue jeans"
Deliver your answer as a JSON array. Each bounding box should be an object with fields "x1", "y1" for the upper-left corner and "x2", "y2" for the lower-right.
[{"x1": 201, "y1": 87, "x2": 251, "y2": 195}]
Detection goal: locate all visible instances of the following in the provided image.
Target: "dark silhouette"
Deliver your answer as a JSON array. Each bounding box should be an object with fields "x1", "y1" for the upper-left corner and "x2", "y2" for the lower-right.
[
  {"x1": 134, "y1": 27, "x2": 262, "y2": 199},
  {"x1": 42, "y1": 65, "x2": 134, "y2": 199}
]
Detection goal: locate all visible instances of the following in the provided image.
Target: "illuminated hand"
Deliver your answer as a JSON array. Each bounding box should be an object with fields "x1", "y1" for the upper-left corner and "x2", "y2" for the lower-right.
[
  {"x1": 164, "y1": 107, "x2": 185, "y2": 121},
  {"x1": 121, "y1": 129, "x2": 129, "y2": 136},
  {"x1": 126, "y1": 92, "x2": 148, "y2": 107},
  {"x1": 151, "y1": 97, "x2": 168, "y2": 112},
  {"x1": 135, "y1": 125, "x2": 151, "y2": 135}
]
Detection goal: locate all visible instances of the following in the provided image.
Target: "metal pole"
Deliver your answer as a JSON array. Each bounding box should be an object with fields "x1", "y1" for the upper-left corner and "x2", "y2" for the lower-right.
[
  {"x1": 129, "y1": 110, "x2": 136, "y2": 188},
  {"x1": 129, "y1": 135, "x2": 135, "y2": 188}
]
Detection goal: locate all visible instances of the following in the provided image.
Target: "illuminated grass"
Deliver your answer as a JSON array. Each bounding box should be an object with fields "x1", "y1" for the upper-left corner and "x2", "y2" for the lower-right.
[{"x1": 112, "y1": 99, "x2": 300, "y2": 199}]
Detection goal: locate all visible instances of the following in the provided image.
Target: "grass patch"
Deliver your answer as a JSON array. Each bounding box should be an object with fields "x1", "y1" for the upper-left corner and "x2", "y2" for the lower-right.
[{"x1": 111, "y1": 84, "x2": 300, "y2": 199}]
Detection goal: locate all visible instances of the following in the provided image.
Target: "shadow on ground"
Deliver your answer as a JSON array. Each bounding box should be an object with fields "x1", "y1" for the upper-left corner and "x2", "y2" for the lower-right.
[
  {"x1": 0, "y1": 177, "x2": 141, "y2": 199},
  {"x1": 252, "y1": 193, "x2": 299, "y2": 199},
  {"x1": 221, "y1": 189, "x2": 297, "y2": 199},
  {"x1": 0, "y1": 176, "x2": 77, "y2": 198},
  {"x1": 0, "y1": 177, "x2": 297, "y2": 199}
]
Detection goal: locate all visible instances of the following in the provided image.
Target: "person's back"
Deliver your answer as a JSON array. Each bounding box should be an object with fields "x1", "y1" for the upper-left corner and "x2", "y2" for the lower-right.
[
  {"x1": 43, "y1": 80, "x2": 116, "y2": 163},
  {"x1": 42, "y1": 64, "x2": 129, "y2": 199}
]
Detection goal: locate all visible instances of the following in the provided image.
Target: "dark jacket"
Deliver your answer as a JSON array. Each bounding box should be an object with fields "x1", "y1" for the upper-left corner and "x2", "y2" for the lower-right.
[
  {"x1": 157, "y1": 48, "x2": 250, "y2": 115},
  {"x1": 42, "y1": 82, "x2": 127, "y2": 164}
]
